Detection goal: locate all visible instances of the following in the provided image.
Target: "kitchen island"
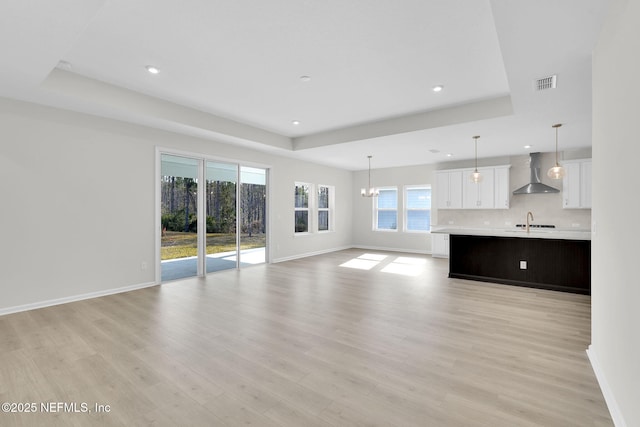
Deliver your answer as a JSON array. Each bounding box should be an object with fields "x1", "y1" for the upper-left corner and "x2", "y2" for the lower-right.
[{"x1": 431, "y1": 227, "x2": 591, "y2": 294}]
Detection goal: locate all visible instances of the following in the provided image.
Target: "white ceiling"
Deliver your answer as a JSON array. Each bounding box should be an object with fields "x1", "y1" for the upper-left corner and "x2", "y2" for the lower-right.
[{"x1": 0, "y1": 0, "x2": 611, "y2": 170}]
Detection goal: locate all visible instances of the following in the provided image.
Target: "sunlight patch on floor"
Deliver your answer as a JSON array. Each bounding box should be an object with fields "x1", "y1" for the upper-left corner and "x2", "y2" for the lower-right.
[
  {"x1": 340, "y1": 253, "x2": 426, "y2": 276},
  {"x1": 340, "y1": 253, "x2": 388, "y2": 270},
  {"x1": 381, "y1": 256, "x2": 427, "y2": 276}
]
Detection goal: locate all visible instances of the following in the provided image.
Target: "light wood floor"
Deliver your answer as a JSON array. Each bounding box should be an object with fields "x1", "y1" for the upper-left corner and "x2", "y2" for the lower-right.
[{"x1": 0, "y1": 249, "x2": 612, "y2": 426}]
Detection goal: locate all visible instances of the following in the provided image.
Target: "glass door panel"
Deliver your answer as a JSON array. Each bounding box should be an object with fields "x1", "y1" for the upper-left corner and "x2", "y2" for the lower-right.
[
  {"x1": 239, "y1": 166, "x2": 266, "y2": 265},
  {"x1": 160, "y1": 154, "x2": 199, "y2": 281},
  {"x1": 205, "y1": 161, "x2": 238, "y2": 273}
]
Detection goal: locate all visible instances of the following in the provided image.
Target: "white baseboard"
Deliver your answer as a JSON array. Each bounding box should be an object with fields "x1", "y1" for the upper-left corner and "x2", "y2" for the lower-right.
[
  {"x1": 272, "y1": 246, "x2": 351, "y2": 263},
  {"x1": 0, "y1": 281, "x2": 159, "y2": 317},
  {"x1": 587, "y1": 345, "x2": 627, "y2": 427},
  {"x1": 351, "y1": 245, "x2": 429, "y2": 255}
]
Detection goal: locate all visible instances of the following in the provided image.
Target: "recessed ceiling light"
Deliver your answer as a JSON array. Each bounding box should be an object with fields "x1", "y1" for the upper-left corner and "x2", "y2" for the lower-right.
[
  {"x1": 292, "y1": 120, "x2": 301, "y2": 126},
  {"x1": 432, "y1": 85, "x2": 444, "y2": 92},
  {"x1": 524, "y1": 145, "x2": 532, "y2": 149},
  {"x1": 446, "y1": 153, "x2": 453, "y2": 157},
  {"x1": 146, "y1": 65, "x2": 160, "y2": 74},
  {"x1": 300, "y1": 75, "x2": 311, "y2": 82}
]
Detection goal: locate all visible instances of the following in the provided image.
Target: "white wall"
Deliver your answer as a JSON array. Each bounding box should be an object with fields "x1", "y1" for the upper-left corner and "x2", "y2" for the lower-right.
[
  {"x1": 352, "y1": 163, "x2": 437, "y2": 253},
  {"x1": 0, "y1": 98, "x2": 352, "y2": 313},
  {"x1": 591, "y1": 0, "x2": 640, "y2": 425},
  {"x1": 270, "y1": 161, "x2": 353, "y2": 262},
  {"x1": 436, "y1": 152, "x2": 591, "y2": 229}
]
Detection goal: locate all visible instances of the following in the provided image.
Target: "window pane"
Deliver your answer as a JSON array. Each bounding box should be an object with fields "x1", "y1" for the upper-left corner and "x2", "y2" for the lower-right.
[
  {"x1": 377, "y1": 211, "x2": 397, "y2": 230},
  {"x1": 318, "y1": 211, "x2": 329, "y2": 231},
  {"x1": 378, "y1": 189, "x2": 397, "y2": 209},
  {"x1": 407, "y1": 188, "x2": 431, "y2": 209},
  {"x1": 295, "y1": 211, "x2": 308, "y2": 233},
  {"x1": 240, "y1": 166, "x2": 266, "y2": 265},
  {"x1": 407, "y1": 210, "x2": 431, "y2": 231},
  {"x1": 295, "y1": 184, "x2": 309, "y2": 208},
  {"x1": 318, "y1": 186, "x2": 329, "y2": 209},
  {"x1": 161, "y1": 154, "x2": 199, "y2": 281},
  {"x1": 205, "y1": 161, "x2": 237, "y2": 273}
]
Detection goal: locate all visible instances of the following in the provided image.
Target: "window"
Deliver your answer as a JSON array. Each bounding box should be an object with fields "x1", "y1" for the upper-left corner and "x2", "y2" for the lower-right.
[
  {"x1": 294, "y1": 182, "x2": 335, "y2": 234},
  {"x1": 318, "y1": 185, "x2": 333, "y2": 232},
  {"x1": 375, "y1": 187, "x2": 398, "y2": 230},
  {"x1": 404, "y1": 185, "x2": 431, "y2": 232},
  {"x1": 294, "y1": 183, "x2": 310, "y2": 233}
]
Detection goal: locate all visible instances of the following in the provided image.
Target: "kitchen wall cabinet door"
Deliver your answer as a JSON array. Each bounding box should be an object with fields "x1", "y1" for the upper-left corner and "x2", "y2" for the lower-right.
[
  {"x1": 580, "y1": 161, "x2": 592, "y2": 208},
  {"x1": 431, "y1": 233, "x2": 449, "y2": 258},
  {"x1": 494, "y1": 166, "x2": 510, "y2": 209},
  {"x1": 463, "y1": 168, "x2": 494, "y2": 209},
  {"x1": 563, "y1": 159, "x2": 591, "y2": 209},
  {"x1": 436, "y1": 171, "x2": 462, "y2": 209}
]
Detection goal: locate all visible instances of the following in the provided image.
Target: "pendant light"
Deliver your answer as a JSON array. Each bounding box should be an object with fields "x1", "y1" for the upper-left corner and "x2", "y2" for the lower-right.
[
  {"x1": 470, "y1": 135, "x2": 482, "y2": 183},
  {"x1": 361, "y1": 155, "x2": 379, "y2": 197},
  {"x1": 547, "y1": 123, "x2": 565, "y2": 179}
]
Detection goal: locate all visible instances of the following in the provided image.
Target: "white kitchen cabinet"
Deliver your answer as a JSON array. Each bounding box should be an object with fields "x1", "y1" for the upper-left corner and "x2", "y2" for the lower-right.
[
  {"x1": 431, "y1": 233, "x2": 449, "y2": 258},
  {"x1": 462, "y1": 168, "x2": 494, "y2": 209},
  {"x1": 562, "y1": 162, "x2": 581, "y2": 208},
  {"x1": 563, "y1": 159, "x2": 592, "y2": 209},
  {"x1": 436, "y1": 171, "x2": 462, "y2": 209},
  {"x1": 493, "y1": 166, "x2": 511, "y2": 209},
  {"x1": 580, "y1": 160, "x2": 592, "y2": 208}
]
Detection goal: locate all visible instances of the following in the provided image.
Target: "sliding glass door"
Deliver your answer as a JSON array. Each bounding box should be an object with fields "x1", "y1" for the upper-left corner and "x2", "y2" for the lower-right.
[
  {"x1": 159, "y1": 152, "x2": 267, "y2": 281},
  {"x1": 240, "y1": 167, "x2": 266, "y2": 265},
  {"x1": 205, "y1": 161, "x2": 238, "y2": 274},
  {"x1": 160, "y1": 154, "x2": 199, "y2": 281}
]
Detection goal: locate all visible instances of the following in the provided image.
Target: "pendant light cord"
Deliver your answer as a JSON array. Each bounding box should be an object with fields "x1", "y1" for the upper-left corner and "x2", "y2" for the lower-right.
[
  {"x1": 553, "y1": 123, "x2": 562, "y2": 166},
  {"x1": 473, "y1": 136, "x2": 480, "y2": 172},
  {"x1": 475, "y1": 139, "x2": 478, "y2": 171}
]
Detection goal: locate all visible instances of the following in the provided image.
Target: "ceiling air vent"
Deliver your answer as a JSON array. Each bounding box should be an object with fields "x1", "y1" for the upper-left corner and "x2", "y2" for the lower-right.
[{"x1": 535, "y1": 75, "x2": 557, "y2": 91}]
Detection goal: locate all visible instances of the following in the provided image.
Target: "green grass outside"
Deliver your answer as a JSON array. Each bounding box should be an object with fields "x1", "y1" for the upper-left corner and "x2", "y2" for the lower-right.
[{"x1": 161, "y1": 231, "x2": 265, "y2": 260}]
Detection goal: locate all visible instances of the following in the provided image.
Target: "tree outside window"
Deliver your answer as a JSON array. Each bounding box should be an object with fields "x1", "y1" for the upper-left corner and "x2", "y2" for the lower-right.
[
  {"x1": 318, "y1": 185, "x2": 332, "y2": 232},
  {"x1": 294, "y1": 183, "x2": 310, "y2": 233}
]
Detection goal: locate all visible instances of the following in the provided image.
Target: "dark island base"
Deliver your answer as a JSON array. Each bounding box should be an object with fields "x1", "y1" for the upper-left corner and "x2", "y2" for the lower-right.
[{"x1": 449, "y1": 234, "x2": 591, "y2": 295}]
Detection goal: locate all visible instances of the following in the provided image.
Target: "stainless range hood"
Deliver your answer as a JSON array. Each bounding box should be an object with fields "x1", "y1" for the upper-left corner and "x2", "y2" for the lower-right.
[{"x1": 513, "y1": 152, "x2": 560, "y2": 194}]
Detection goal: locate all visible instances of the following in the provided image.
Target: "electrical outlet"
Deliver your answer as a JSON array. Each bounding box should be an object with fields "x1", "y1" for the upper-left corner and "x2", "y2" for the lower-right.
[
  {"x1": 520, "y1": 260, "x2": 527, "y2": 270},
  {"x1": 141, "y1": 261, "x2": 147, "y2": 270}
]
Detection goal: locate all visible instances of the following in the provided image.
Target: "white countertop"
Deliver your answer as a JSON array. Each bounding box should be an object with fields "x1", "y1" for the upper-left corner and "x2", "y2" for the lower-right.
[{"x1": 430, "y1": 226, "x2": 591, "y2": 241}]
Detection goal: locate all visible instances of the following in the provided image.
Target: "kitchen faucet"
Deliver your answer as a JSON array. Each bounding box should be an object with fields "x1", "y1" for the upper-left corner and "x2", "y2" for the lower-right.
[{"x1": 526, "y1": 211, "x2": 534, "y2": 233}]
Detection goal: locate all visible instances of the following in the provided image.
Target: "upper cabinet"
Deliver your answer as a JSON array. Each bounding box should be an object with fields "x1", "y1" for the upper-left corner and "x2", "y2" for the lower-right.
[
  {"x1": 562, "y1": 159, "x2": 592, "y2": 209},
  {"x1": 494, "y1": 166, "x2": 511, "y2": 209},
  {"x1": 463, "y1": 168, "x2": 494, "y2": 209},
  {"x1": 436, "y1": 170, "x2": 463, "y2": 209},
  {"x1": 436, "y1": 165, "x2": 510, "y2": 210}
]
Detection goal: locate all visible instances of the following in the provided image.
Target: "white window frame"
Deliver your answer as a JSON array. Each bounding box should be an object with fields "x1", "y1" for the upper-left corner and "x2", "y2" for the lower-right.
[
  {"x1": 404, "y1": 185, "x2": 432, "y2": 233},
  {"x1": 317, "y1": 184, "x2": 334, "y2": 233},
  {"x1": 374, "y1": 186, "x2": 398, "y2": 232}
]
